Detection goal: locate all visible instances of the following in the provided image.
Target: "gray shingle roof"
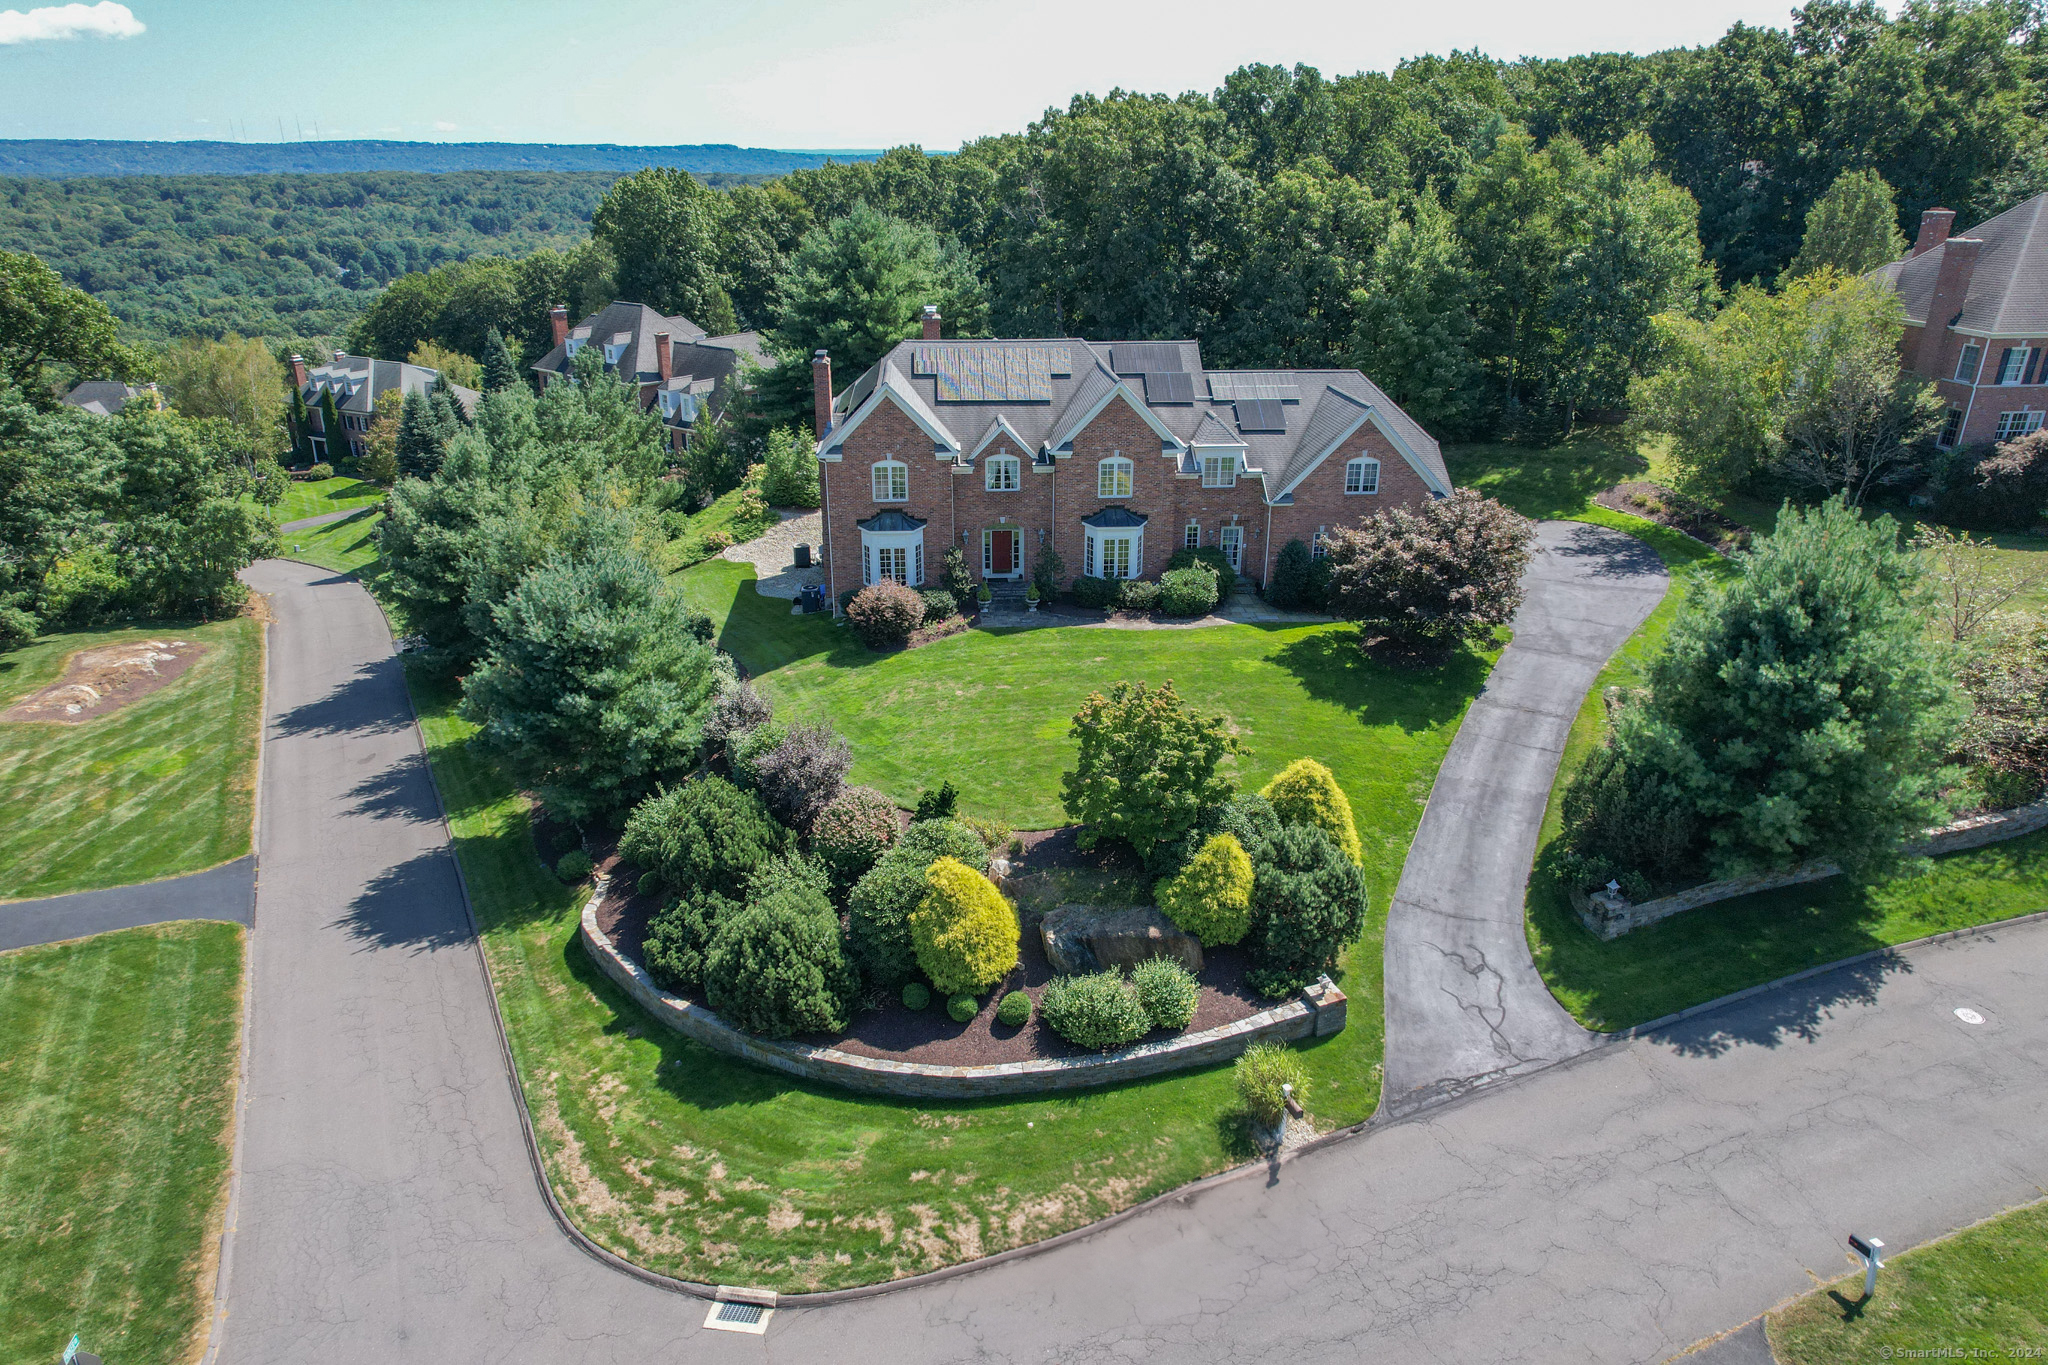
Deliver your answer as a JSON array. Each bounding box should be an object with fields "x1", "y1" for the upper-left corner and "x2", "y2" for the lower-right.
[
  {"x1": 531, "y1": 301, "x2": 709, "y2": 382},
  {"x1": 62, "y1": 380, "x2": 154, "y2": 416},
  {"x1": 302, "y1": 354, "x2": 480, "y2": 419},
  {"x1": 823, "y1": 337, "x2": 1450, "y2": 502},
  {"x1": 1872, "y1": 192, "x2": 2048, "y2": 335}
]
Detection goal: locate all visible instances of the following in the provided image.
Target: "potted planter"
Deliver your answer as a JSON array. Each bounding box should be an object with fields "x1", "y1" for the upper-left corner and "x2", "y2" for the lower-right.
[
  {"x1": 1025, "y1": 585, "x2": 1041, "y2": 613},
  {"x1": 977, "y1": 584, "x2": 994, "y2": 611}
]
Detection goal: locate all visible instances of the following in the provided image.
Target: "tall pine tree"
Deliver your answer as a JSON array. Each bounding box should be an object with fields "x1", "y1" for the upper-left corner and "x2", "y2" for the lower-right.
[
  {"x1": 481, "y1": 326, "x2": 521, "y2": 393},
  {"x1": 395, "y1": 389, "x2": 444, "y2": 479}
]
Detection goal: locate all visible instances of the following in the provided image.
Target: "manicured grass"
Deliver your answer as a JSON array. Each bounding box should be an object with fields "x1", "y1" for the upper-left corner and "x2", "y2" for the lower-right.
[
  {"x1": 415, "y1": 564, "x2": 1493, "y2": 1289},
  {"x1": 1443, "y1": 434, "x2": 1648, "y2": 520},
  {"x1": 270, "y1": 476, "x2": 385, "y2": 525},
  {"x1": 0, "y1": 921, "x2": 244, "y2": 1365},
  {"x1": 276, "y1": 505, "x2": 384, "y2": 576},
  {"x1": 0, "y1": 618, "x2": 263, "y2": 902},
  {"x1": 1522, "y1": 510, "x2": 2048, "y2": 1031},
  {"x1": 668, "y1": 485, "x2": 782, "y2": 570},
  {"x1": 1768, "y1": 1197, "x2": 2048, "y2": 1362}
]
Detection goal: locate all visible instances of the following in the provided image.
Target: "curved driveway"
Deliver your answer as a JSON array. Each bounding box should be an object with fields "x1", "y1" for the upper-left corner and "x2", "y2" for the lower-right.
[{"x1": 217, "y1": 556, "x2": 2048, "y2": 1364}]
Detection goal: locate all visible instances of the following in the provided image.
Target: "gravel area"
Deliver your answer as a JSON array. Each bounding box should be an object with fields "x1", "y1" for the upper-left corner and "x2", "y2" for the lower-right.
[{"x1": 722, "y1": 508, "x2": 825, "y2": 599}]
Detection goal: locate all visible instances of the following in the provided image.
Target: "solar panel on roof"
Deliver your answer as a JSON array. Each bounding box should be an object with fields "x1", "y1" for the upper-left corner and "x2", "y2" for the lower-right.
[
  {"x1": 1236, "y1": 399, "x2": 1286, "y2": 432},
  {"x1": 1112, "y1": 342, "x2": 1187, "y2": 375},
  {"x1": 911, "y1": 345, "x2": 1063, "y2": 401},
  {"x1": 1209, "y1": 373, "x2": 1302, "y2": 403},
  {"x1": 1144, "y1": 371, "x2": 1196, "y2": 404}
]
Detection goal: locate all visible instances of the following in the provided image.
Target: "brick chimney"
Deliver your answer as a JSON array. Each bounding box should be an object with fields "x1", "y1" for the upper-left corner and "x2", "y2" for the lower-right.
[
  {"x1": 1916, "y1": 236, "x2": 1983, "y2": 376},
  {"x1": 288, "y1": 354, "x2": 307, "y2": 387},
  {"x1": 921, "y1": 304, "x2": 942, "y2": 341},
  {"x1": 813, "y1": 349, "x2": 833, "y2": 439},
  {"x1": 655, "y1": 332, "x2": 672, "y2": 380},
  {"x1": 550, "y1": 304, "x2": 570, "y2": 348},
  {"x1": 1913, "y1": 207, "x2": 1956, "y2": 257}
]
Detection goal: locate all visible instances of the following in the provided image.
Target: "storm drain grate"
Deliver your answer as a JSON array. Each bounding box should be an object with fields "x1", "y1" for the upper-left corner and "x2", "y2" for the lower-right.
[{"x1": 703, "y1": 1296, "x2": 773, "y2": 1335}]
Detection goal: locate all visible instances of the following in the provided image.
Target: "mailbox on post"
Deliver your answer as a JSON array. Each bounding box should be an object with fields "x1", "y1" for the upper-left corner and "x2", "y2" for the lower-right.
[{"x1": 1848, "y1": 1234, "x2": 1885, "y2": 1298}]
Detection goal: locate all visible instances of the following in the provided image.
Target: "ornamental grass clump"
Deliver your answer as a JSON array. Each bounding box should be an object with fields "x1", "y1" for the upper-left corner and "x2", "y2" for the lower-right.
[
  {"x1": 1260, "y1": 758, "x2": 1363, "y2": 867},
  {"x1": 1234, "y1": 1040, "x2": 1309, "y2": 1127},
  {"x1": 1156, "y1": 832, "x2": 1255, "y2": 946},
  {"x1": 907, "y1": 857, "x2": 1019, "y2": 998},
  {"x1": 1041, "y1": 970, "x2": 1149, "y2": 1051},
  {"x1": 846, "y1": 579, "x2": 925, "y2": 649},
  {"x1": 1131, "y1": 957, "x2": 1199, "y2": 1031},
  {"x1": 809, "y1": 785, "x2": 900, "y2": 884}
]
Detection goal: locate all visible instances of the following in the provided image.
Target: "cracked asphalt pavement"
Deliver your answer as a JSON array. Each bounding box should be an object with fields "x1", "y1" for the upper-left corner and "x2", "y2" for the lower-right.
[
  {"x1": 214, "y1": 556, "x2": 2048, "y2": 1364},
  {"x1": 1382, "y1": 520, "x2": 1669, "y2": 1114}
]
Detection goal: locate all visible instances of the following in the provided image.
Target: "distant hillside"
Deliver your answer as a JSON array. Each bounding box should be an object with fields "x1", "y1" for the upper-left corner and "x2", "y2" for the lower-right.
[{"x1": 0, "y1": 139, "x2": 883, "y2": 178}]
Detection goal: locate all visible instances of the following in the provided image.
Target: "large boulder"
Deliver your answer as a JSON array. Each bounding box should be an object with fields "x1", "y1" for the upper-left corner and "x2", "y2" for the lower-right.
[{"x1": 1039, "y1": 904, "x2": 1203, "y2": 976}]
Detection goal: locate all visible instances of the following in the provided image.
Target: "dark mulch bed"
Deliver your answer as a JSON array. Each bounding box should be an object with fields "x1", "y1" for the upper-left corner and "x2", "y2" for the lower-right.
[
  {"x1": 591, "y1": 827, "x2": 1274, "y2": 1067},
  {"x1": 1595, "y1": 480, "x2": 1746, "y2": 553}
]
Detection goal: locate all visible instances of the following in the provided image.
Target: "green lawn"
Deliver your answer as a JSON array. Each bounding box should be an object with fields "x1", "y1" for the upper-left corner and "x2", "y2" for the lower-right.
[
  {"x1": 668, "y1": 486, "x2": 782, "y2": 570},
  {"x1": 276, "y1": 505, "x2": 384, "y2": 576},
  {"x1": 270, "y1": 476, "x2": 385, "y2": 525},
  {"x1": 417, "y1": 564, "x2": 1493, "y2": 1290},
  {"x1": 0, "y1": 617, "x2": 263, "y2": 902},
  {"x1": 1768, "y1": 1198, "x2": 2048, "y2": 1362},
  {"x1": 1444, "y1": 434, "x2": 1648, "y2": 520},
  {"x1": 0, "y1": 921, "x2": 244, "y2": 1365}
]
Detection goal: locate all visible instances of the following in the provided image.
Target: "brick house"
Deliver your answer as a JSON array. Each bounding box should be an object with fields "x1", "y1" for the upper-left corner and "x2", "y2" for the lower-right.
[
  {"x1": 530, "y1": 300, "x2": 770, "y2": 450},
  {"x1": 811, "y1": 309, "x2": 1450, "y2": 603},
  {"x1": 288, "y1": 352, "x2": 480, "y2": 462},
  {"x1": 1871, "y1": 193, "x2": 2048, "y2": 448}
]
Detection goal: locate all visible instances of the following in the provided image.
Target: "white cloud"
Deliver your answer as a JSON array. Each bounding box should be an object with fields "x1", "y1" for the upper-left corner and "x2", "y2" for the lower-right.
[
  {"x1": 0, "y1": 2, "x2": 145, "y2": 45},
  {"x1": 432, "y1": 120, "x2": 457, "y2": 132}
]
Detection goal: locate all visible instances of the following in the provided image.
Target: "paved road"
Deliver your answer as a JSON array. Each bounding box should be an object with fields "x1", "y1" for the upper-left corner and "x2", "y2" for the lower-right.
[
  {"x1": 214, "y1": 558, "x2": 2048, "y2": 1364},
  {"x1": 0, "y1": 854, "x2": 255, "y2": 951},
  {"x1": 277, "y1": 507, "x2": 370, "y2": 533},
  {"x1": 1382, "y1": 521, "x2": 1669, "y2": 1115}
]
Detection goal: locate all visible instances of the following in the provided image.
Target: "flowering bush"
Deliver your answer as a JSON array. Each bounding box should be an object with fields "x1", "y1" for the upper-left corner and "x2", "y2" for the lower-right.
[{"x1": 846, "y1": 579, "x2": 925, "y2": 649}]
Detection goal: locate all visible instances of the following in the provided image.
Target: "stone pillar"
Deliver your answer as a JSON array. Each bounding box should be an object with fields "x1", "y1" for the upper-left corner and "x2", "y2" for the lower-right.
[{"x1": 1300, "y1": 975, "x2": 1348, "y2": 1037}]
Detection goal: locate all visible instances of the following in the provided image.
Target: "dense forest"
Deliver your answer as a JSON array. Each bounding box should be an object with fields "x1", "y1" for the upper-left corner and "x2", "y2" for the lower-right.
[{"x1": 0, "y1": 139, "x2": 877, "y2": 178}]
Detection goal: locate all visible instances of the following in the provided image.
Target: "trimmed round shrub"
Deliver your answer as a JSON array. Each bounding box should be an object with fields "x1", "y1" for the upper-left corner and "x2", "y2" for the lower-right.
[
  {"x1": 1131, "y1": 957, "x2": 1199, "y2": 1031},
  {"x1": 1260, "y1": 758, "x2": 1363, "y2": 867},
  {"x1": 702, "y1": 889, "x2": 857, "y2": 1039},
  {"x1": 641, "y1": 889, "x2": 738, "y2": 991},
  {"x1": 1158, "y1": 565, "x2": 1220, "y2": 617},
  {"x1": 554, "y1": 849, "x2": 592, "y2": 882},
  {"x1": 637, "y1": 870, "x2": 661, "y2": 898},
  {"x1": 810, "y1": 785, "x2": 900, "y2": 884},
  {"x1": 946, "y1": 993, "x2": 978, "y2": 1023},
  {"x1": 847, "y1": 819, "x2": 990, "y2": 984},
  {"x1": 919, "y1": 589, "x2": 958, "y2": 625},
  {"x1": 996, "y1": 989, "x2": 1032, "y2": 1027},
  {"x1": 1168, "y1": 544, "x2": 1236, "y2": 593},
  {"x1": 1246, "y1": 824, "x2": 1368, "y2": 998},
  {"x1": 1235, "y1": 1040, "x2": 1309, "y2": 1127},
  {"x1": 846, "y1": 579, "x2": 924, "y2": 649},
  {"x1": 901, "y1": 981, "x2": 931, "y2": 1011},
  {"x1": 907, "y1": 857, "x2": 1019, "y2": 997},
  {"x1": 1156, "y1": 832, "x2": 1255, "y2": 946},
  {"x1": 1040, "y1": 970, "x2": 1149, "y2": 1051},
  {"x1": 620, "y1": 776, "x2": 793, "y2": 900},
  {"x1": 1265, "y1": 539, "x2": 1315, "y2": 610},
  {"x1": 743, "y1": 852, "x2": 833, "y2": 906},
  {"x1": 728, "y1": 720, "x2": 788, "y2": 789},
  {"x1": 1117, "y1": 578, "x2": 1161, "y2": 613},
  {"x1": 1071, "y1": 574, "x2": 1118, "y2": 609},
  {"x1": 307, "y1": 461, "x2": 334, "y2": 480}
]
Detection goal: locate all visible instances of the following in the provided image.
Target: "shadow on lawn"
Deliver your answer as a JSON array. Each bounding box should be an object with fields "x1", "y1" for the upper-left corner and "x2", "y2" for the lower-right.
[{"x1": 1269, "y1": 630, "x2": 1492, "y2": 733}]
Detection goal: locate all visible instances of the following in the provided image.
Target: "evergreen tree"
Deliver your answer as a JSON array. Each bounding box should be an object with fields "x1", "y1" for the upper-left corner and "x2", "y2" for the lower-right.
[
  {"x1": 316, "y1": 388, "x2": 345, "y2": 464},
  {"x1": 1785, "y1": 170, "x2": 1907, "y2": 281},
  {"x1": 395, "y1": 388, "x2": 443, "y2": 479},
  {"x1": 481, "y1": 326, "x2": 521, "y2": 393}
]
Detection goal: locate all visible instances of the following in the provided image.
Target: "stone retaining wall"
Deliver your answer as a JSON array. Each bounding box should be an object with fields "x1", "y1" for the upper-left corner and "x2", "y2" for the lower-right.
[
  {"x1": 579, "y1": 895, "x2": 1347, "y2": 1099},
  {"x1": 1573, "y1": 796, "x2": 2048, "y2": 939}
]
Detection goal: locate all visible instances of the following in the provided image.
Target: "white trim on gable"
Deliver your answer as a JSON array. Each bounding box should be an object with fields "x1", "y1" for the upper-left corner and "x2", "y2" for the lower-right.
[
  {"x1": 969, "y1": 413, "x2": 1031, "y2": 461},
  {"x1": 1044, "y1": 379, "x2": 1186, "y2": 458},
  {"x1": 817, "y1": 364, "x2": 960, "y2": 462},
  {"x1": 1271, "y1": 398, "x2": 1450, "y2": 502}
]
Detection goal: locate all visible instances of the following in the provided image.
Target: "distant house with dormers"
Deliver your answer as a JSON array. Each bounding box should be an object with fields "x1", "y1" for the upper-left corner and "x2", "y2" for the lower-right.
[
  {"x1": 530, "y1": 301, "x2": 771, "y2": 450},
  {"x1": 288, "y1": 352, "x2": 479, "y2": 462},
  {"x1": 62, "y1": 380, "x2": 160, "y2": 416}
]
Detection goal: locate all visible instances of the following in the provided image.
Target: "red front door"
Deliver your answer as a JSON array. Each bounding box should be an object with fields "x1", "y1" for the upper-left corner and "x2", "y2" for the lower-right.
[{"x1": 990, "y1": 529, "x2": 1016, "y2": 575}]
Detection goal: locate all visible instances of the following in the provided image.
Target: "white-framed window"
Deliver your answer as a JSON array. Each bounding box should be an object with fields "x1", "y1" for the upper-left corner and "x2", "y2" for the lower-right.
[
  {"x1": 1998, "y1": 347, "x2": 2033, "y2": 384},
  {"x1": 1218, "y1": 525, "x2": 1243, "y2": 571},
  {"x1": 985, "y1": 454, "x2": 1020, "y2": 491},
  {"x1": 1345, "y1": 457, "x2": 1381, "y2": 495},
  {"x1": 1311, "y1": 527, "x2": 1329, "y2": 559},
  {"x1": 1200, "y1": 453, "x2": 1235, "y2": 488},
  {"x1": 861, "y1": 530, "x2": 925, "y2": 586},
  {"x1": 1939, "y1": 408, "x2": 1965, "y2": 448},
  {"x1": 1184, "y1": 522, "x2": 1200, "y2": 550},
  {"x1": 1097, "y1": 456, "x2": 1133, "y2": 499},
  {"x1": 309, "y1": 437, "x2": 327, "y2": 457},
  {"x1": 1955, "y1": 343, "x2": 1983, "y2": 383},
  {"x1": 1084, "y1": 529, "x2": 1141, "y2": 579},
  {"x1": 1995, "y1": 410, "x2": 2044, "y2": 441},
  {"x1": 871, "y1": 459, "x2": 908, "y2": 502}
]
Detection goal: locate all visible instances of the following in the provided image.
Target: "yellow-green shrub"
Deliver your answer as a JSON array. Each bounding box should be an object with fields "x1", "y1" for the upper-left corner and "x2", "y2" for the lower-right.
[
  {"x1": 908, "y1": 856, "x2": 1019, "y2": 996},
  {"x1": 1260, "y1": 758, "x2": 1362, "y2": 867},
  {"x1": 1155, "y1": 832, "x2": 1255, "y2": 945}
]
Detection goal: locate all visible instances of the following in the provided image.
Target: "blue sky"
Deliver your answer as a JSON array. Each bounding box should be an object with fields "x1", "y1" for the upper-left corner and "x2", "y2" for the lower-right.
[{"x1": 1, "y1": 0, "x2": 1798, "y2": 150}]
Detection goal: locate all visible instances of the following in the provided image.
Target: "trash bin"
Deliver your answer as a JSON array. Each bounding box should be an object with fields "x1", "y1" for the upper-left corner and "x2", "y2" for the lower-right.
[{"x1": 794, "y1": 543, "x2": 812, "y2": 568}]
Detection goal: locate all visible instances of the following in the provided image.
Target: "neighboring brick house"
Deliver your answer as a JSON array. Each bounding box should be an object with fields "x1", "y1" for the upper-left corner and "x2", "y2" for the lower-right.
[
  {"x1": 529, "y1": 300, "x2": 771, "y2": 450},
  {"x1": 1871, "y1": 193, "x2": 2048, "y2": 448},
  {"x1": 811, "y1": 309, "x2": 1450, "y2": 603},
  {"x1": 61, "y1": 380, "x2": 161, "y2": 416},
  {"x1": 289, "y1": 352, "x2": 480, "y2": 462}
]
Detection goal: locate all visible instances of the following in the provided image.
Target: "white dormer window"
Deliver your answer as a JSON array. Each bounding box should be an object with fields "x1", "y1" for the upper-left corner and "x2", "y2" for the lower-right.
[
  {"x1": 872, "y1": 459, "x2": 909, "y2": 502},
  {"x1": 1345, "y1": 457, "x2": 1381, "y2": 495},
  {"x1": 1097, "y1": 456, "x2": 1133, "y2": 499},
  {"x1": 1200, "y1": 453, "x2": 1235, "y2": 488},
  {"x1": 565, "y1": 337, "x2": 585, "y2": 358},
  {"x1": 603, "y1": 342, "x2": 627, "y2": 366},
  {"x1": 985, "y1": 454, "x2": 1020, "y2": 491}
]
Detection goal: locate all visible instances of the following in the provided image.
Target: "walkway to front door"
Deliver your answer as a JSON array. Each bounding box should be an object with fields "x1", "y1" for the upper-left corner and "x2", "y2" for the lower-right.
[{"x1": 984, "y1": 528, "x2": 1021, "y2": 577}]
